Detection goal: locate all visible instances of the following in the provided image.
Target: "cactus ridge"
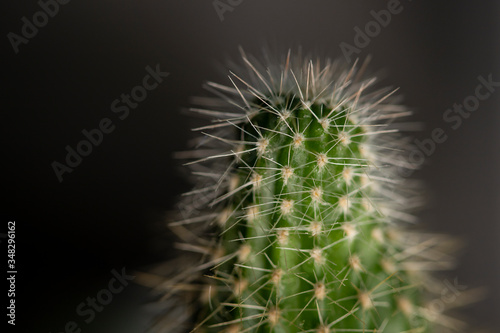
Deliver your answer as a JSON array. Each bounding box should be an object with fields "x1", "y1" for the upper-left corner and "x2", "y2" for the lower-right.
[{"x1": 164, "y1": 50, "x2": 458, "y2": 333}]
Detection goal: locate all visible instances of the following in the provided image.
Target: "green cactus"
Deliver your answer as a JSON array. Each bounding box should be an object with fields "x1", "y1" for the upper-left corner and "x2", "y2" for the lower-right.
[{"x1": 160, "y1": 49, "x2": 459, "y2": 333}]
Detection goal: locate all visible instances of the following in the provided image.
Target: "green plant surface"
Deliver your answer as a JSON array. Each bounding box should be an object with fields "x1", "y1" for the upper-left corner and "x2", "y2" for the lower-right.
[{"x1": 161, "y1": 50, "x2": 459, "y2": 333}]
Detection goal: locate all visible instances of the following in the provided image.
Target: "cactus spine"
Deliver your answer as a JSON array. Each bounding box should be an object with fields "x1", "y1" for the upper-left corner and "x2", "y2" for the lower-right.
[{"x1": 164, "y1": 50, "x2": 457, "y2": 333}]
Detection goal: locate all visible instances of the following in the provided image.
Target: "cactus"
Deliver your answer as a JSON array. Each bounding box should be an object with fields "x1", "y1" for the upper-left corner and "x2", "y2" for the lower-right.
[{"x1": 157, "y1": 49, "x2": 460, "y2": 333}]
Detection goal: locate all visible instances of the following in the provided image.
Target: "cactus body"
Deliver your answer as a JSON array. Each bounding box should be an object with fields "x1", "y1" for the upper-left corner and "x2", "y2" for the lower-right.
[{"x1": 164, "y1": 50, "x2": 456, "y2": 333}]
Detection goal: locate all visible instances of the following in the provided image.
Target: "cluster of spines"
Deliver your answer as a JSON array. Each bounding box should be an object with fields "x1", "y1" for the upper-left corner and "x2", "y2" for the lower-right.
[{"x1": 158, "y1": 50, "x2": 460, "y2": 333}]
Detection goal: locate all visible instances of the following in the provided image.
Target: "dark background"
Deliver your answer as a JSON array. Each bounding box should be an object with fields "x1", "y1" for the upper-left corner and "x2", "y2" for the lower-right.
[{"x1": 2, "y1": 0, "x2": 499, "y2": 332}]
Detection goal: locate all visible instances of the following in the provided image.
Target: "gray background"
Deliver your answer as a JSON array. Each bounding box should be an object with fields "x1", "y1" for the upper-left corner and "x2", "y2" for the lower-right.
[{"x1": 3, "y1": 0, "x2": 499, "y2": 332}]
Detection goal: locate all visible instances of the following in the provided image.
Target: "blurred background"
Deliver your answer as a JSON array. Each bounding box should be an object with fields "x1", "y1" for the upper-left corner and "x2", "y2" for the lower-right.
[{"x1": 2, "y1": 0, "x2": 499, "y2": 331}]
